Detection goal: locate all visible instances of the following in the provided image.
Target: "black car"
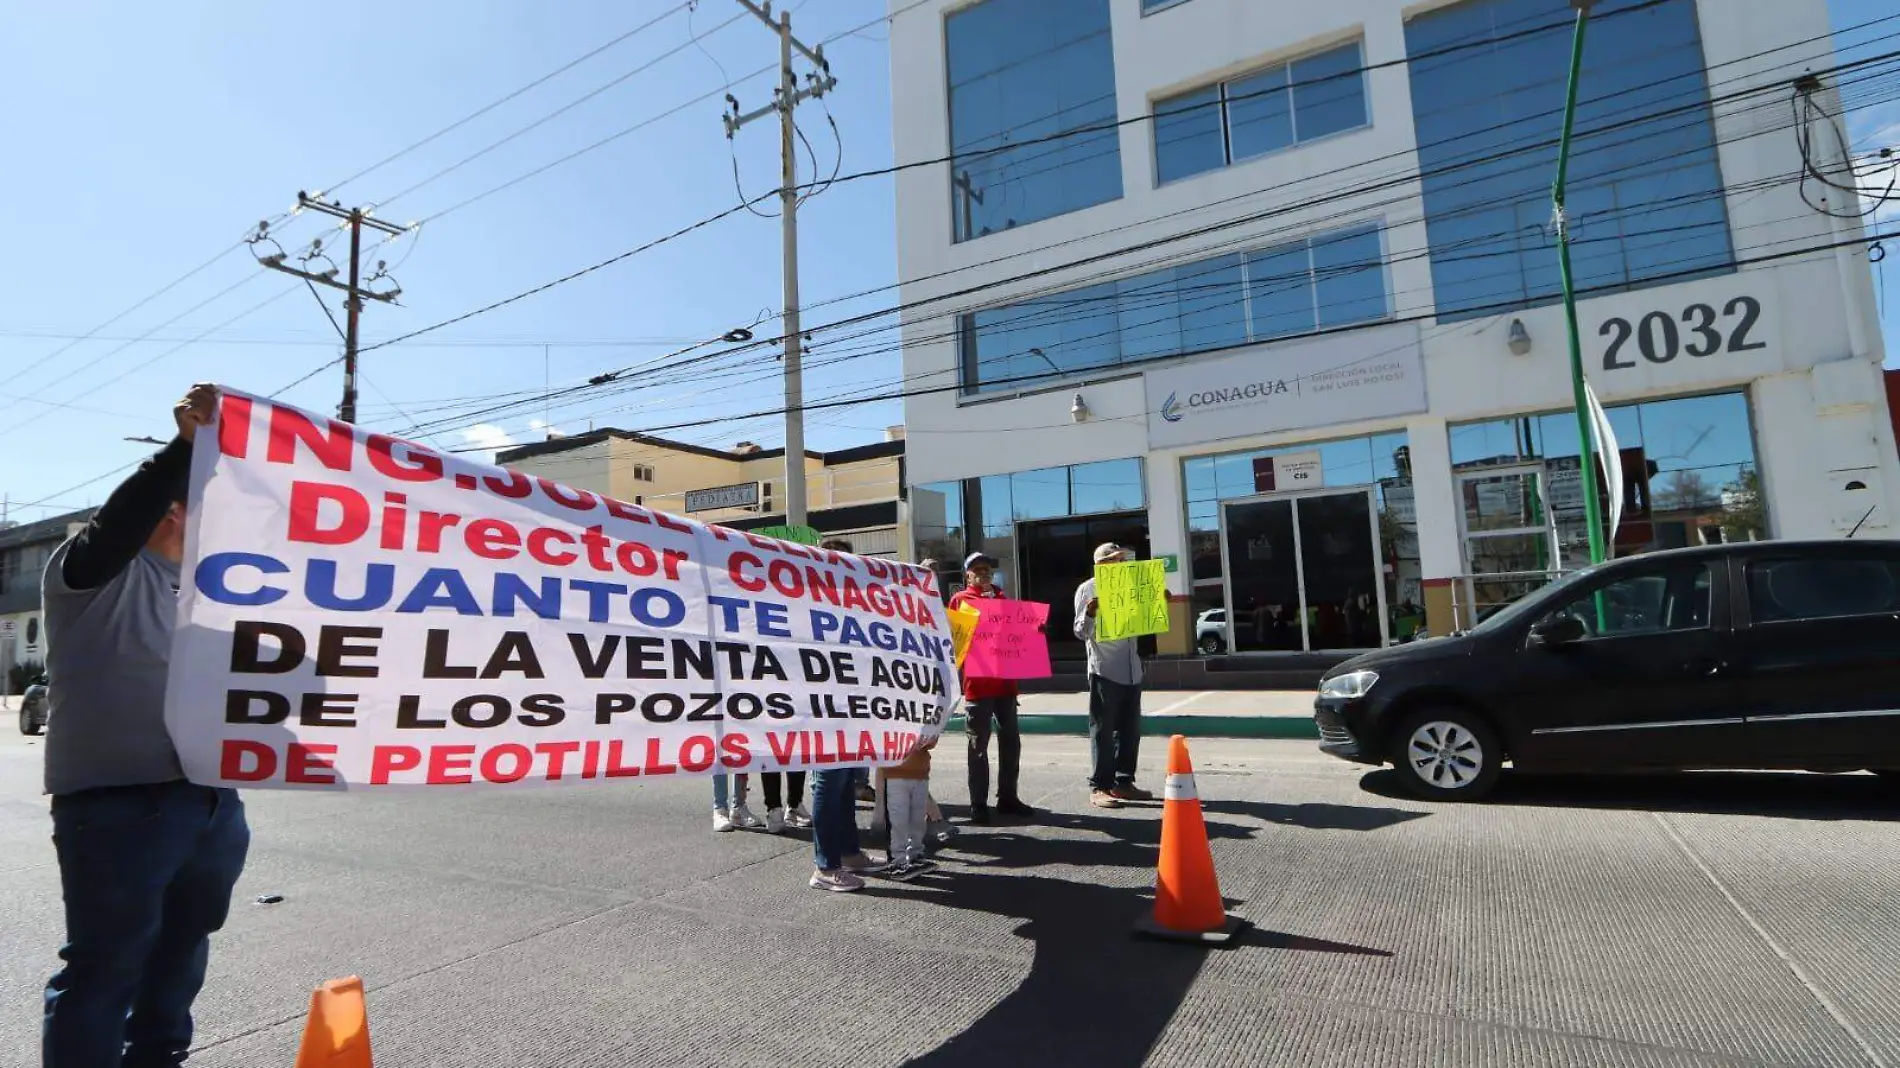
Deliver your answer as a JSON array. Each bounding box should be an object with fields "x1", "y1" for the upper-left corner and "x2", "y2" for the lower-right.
[
  {"x1": 1314, "y1": 540, "x2": 1900, "y2": 800},
  {"x1": 18, "y1": 680, "x2": 49, "y2": 736}
]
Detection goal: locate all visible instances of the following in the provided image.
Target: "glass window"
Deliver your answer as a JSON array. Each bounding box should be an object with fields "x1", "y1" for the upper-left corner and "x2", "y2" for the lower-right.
[
  {"x1": 1071, "y1": 458, "x2": 1146, "y2": 514},
  {"x1": 1011, "y1": 466, "x2": 1071, "y2": 521},
  {"x1": 1405, "y1": 0, "x2": 1732, "y2": 320},
  {"x1": 1155, "y1": 86, "x2": 1224, "y2": 184},
  {"x1": 963, "y1": 221, "x2": 1390, "y2": 392},
  {"x1": 912, "y1": 481, "x2": 966, "y2": 568},
  {"x1": 948, "y1": 0, "x2": 1122, "y2": 241},
  {"x1": 1549, "y1": 560, "x2": 1712, "y2": 639},
  {"x1": 1156, "y1": 41, "x2": 1366, "y2": 183},
  {"x1": 1747, "y1": 557, "x2": 1900, "y2": 624},
  {"x1": 1451, "y1": 392, "x2": 1762, "y2": 568}
]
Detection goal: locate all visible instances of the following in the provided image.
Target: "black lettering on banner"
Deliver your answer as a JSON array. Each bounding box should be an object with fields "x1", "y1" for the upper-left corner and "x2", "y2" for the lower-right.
[
  {"x1": 423, "y1": 629, "x2": 478, "y2": 679},
  {"x1": 482, "y1": 632, "x2": 545, "y2": 679},
  {"x1": 800, "y1": 648, "x2": 832, "y2": 683},
  {"x1": 570, "y1": 634, "x2": 620, "y2": 679},
  {"x1": 397, "y1": 694, "x2": 447, "y2": 729},
  {"x1": 728, "y1": 693, "x2": 764, "y2": 721},
  {"x1": 231, "y1": 620, "x2": 304, "y2": 674},
  {"x1": 1725, "y1": 295, "x2": 1766, "y2": 351},
  {"x1": 518, "y1": 694, "x2": 566, "y2": 727},
  {"x1": 227, "y1": 689, "x2": 290, "y2": 724},
  {"x1": 452, "y1": 695, "x2": 512, "y2": 728},
  {"x1": 687, "y1": 693, "x2": 724, "y2": 722},
  {"x1": 644, "y1": 693, "x2": 686, "y2": 723},
  {"x1": 1600, "y1": 317, "x2": 1635, "y2": 370},
  {"x1": 1683, "y1": 303, "x2": 1720, "y2": 356},
  {"x1": 316, "y1": 626, "x2": 382, "y2": 678},
  {"x1": 300, "y1": 692, "x2": 358, "y2": 727},
  {"x1": 596, "y1": 693, "x2": 637, "y2": 723},
  {"x1": 1637, "y1": 310, "x2": 1677, "y2": 364},
  {"x1": 766, "y1": 692, "x2": 796, "y2": 719}
]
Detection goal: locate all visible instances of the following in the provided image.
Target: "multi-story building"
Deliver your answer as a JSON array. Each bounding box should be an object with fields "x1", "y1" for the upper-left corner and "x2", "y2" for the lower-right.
[
  {"x1": 496, "y1": 428, "x2": 909, "y2": 557},
  {"x1": 893, "y1": 0, "x2": 1895, "y2": 663},
  {"x1": 0, "y1": 507, "x2": 94, "y2": 685}
]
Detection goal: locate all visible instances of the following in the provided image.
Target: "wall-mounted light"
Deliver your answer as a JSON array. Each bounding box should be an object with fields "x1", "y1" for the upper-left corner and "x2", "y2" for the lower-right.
[
  {"x1": 1070, "y1": 393, "x2": 1090, "y2": 423},
  {"x1": 1507, "y1": 318, "x2": 1533, "y2": 356}
]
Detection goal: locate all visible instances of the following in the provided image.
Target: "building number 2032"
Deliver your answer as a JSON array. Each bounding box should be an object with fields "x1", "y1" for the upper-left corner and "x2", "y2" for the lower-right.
[{"x1": 1599, "y1": 295, "x2": 1766, "y2": 370}]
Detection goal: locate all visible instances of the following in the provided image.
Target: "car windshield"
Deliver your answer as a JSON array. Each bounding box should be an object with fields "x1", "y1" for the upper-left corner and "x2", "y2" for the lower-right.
[{"x1": 1464, "y1": 565, "x2": 1603, "y2": 635}]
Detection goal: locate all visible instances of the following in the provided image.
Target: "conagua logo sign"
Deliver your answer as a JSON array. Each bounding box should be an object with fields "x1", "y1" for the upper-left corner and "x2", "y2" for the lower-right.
[
  {"x1": 1164, "y1": 379, "x2": 1293, "y2": 420},
  {"x1": 1160, "y1": 392, "x2": 1183, "y2": 422}
]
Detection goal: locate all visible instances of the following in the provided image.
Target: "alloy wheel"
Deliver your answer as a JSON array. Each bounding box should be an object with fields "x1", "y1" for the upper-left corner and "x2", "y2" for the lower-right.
[{"x1": 1407, "y1": 721, "x2": 1485, "y2": 790}]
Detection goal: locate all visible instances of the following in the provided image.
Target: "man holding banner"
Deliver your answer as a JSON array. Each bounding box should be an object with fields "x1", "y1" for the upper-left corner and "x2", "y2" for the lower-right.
[
  {"x1": 948, "y1": 552, "x2": 1032, "y2": 824},
  {"x1": 40, "y1": 384, "x2": 252, "y2": 1067},
  {"x1": 1074, "y1": 543, "x2": 1153, "y2": 810}
]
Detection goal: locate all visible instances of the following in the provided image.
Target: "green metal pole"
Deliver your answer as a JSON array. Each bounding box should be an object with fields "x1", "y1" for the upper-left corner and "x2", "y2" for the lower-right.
[{"x1": 1554, "y1": 1, "x2": 1607, "y2": 568}]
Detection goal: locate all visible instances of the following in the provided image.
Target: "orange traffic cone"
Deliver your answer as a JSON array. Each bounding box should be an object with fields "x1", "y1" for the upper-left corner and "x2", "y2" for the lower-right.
[
  {"x1": 1134, "y1": 735, "x2": 1247, "y2": 945},
  {"x1": 294, "y1": 976, "x2": 372, "y2": 1068}
]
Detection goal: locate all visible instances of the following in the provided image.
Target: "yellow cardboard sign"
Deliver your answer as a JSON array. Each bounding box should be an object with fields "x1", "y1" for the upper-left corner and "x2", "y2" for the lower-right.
[
  {"x1": 1093, "y1": 559, "x2": 1169, "y2": 642},
  {"x1": 947, "y1": 604, "x2": 981, "y2": 668}
]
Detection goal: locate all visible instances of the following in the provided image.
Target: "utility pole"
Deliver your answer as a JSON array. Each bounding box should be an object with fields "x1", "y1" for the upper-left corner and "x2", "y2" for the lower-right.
[
  {"x1": 249, "y1": 193, "x2": 407, "y2": 424},
  {"x1": 724, "y1": 0, "x2": 836, "y2": 529},
  {"x1": 1552, "y1": 0, "x2": 1606, "y2": 569}
]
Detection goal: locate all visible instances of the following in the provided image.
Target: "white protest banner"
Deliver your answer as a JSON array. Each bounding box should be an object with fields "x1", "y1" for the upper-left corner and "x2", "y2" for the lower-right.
[{"x1": 164, "y1": 391, "x2": 954, "y2": 790}]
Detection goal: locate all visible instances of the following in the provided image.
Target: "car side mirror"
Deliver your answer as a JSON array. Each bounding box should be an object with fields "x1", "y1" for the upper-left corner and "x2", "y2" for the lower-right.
[{"x1": 1529, "y1": 615, "x2": 1586, "y2": 648}]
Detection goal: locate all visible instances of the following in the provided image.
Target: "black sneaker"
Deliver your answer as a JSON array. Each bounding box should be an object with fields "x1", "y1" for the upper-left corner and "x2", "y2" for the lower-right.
[
  {"x1": 996, "y1": 798, "x2": 1035, "y2": 818},
  {"x1": 968, "y1": 804, "x2": 992, "y2": 825}
]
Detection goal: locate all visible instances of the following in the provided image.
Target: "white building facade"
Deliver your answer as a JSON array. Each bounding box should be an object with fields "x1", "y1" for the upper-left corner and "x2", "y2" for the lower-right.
[{"x1": 892, "y1": 0, "x2": 1895, "y2": 659}]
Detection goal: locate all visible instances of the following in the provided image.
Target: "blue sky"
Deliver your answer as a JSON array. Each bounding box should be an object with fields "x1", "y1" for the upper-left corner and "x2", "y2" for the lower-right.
[{"x1": 1, "y1": 0, "x2": 1895, "y2": 520}]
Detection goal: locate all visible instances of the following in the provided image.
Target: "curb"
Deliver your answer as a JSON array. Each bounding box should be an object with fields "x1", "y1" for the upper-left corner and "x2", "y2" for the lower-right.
[{"x1": 947, "y1": 713, "x2": 1318, "y2": 740}]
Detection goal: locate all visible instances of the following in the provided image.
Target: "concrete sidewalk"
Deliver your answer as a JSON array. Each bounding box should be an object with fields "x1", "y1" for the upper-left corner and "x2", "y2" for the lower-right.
[{"x1": 951, "y1": 689, "x2": 1319, "y2": 739}]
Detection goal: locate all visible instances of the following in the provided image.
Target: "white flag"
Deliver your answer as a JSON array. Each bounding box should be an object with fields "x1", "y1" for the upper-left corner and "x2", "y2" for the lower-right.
[{"x1": 1585, "y1": 381, "x2": 1623, "y2": 547}]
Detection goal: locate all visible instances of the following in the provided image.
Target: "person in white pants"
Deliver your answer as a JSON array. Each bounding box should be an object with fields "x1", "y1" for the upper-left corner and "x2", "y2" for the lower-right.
[{"x1": 883, "y1": 739, "x2": 937, "y2": 879}]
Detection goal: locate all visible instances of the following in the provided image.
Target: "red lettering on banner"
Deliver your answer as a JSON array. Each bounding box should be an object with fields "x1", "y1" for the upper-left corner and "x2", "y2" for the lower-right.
[
  {"x1": 768, "y1": 732, "x2": 799, "y2": 765},
  {"x1": 581, "y1": 740, "x2": 603, "y2": 778},
  {"x1": 538, "y1": 741, "x2": 582, "y2": 780},
  {"x1": 379, "y1": 493, "x2": 408, "y2": 550},
  {"x1": 416, "y1": 510, "x2": 462, "y2": 552},
  {"x1": 653, "y1": 510, "x2": 693, "y2": 534},
  {"x1": 289, "y1": 481, "x2": 369, "y2": 545},
  {"x1": 678, "y1": 735, "x2": 716, "y2": 773},
  {"x1": 218, "y1": 394, "x2": 254, "y2": 458},
  {"x1": 285, "y1": 743, "x2": 339, "y2": 785},
  {"x1": 465, "y1": 519, "x2": 521, "y2": 560},
  {"x1": 267, "y1": 405, "x2": 354, "y2": 471},
  {"x1": 427, "y1": 745, "x2": 476, "y2": 785},
  {"x1": 643, "y1": 738, "x2": 677, "y2": 775},
  {"x1": 538, "y1": 478, "x2": 596, "y2": 512},
  {"x1": 857, "y1": 731, "x2": 878, "y2": 762},
  {"x1": 720, "y1": 733, "x2": 751, "y2": 767},
  {"x1": 221, "y1": 740, "x2": 277, "y2": 781},
  {"x1": 841, "y1": 579, "x2": 870, "y2": 613},
  {"x1": 605, "y1": 739, "x2": 641, "y2": 778},
  {"x1": 483, "y1": 470, "x2": 534, "y2": 498},
  {"x1": 526, "y1": 528, "x2": 578, "y2": 567},
  {"x1": 730, "y1": 552, "x2": 767, "y2": 592},
  {"x1": 601, "y1": 496, "x2": 654, "y2": 525},
  {"x1": 366, "y1": 433, "x2": 444, "y2": 482},
  {"x1": 480, "y1": 744, "x2": 533, "y2": 783},
  {"x1": 661, "y1": 549, "x2": 689, "y2": 581},
  {"x1": 371, "y1": 745, "x2": 423, "y2": 785}
]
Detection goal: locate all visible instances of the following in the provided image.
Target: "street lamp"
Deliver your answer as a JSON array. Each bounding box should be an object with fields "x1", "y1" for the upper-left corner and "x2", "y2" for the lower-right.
[{"x1": 1554, "y1": 0, "x2": 1607, "y2": 567}]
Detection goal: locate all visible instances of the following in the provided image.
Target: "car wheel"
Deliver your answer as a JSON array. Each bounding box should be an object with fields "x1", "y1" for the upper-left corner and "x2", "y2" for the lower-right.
[
  {"x1": 1392, "y1": 707, "x2": 1501, "y2": 801},
  {"x1": 19, "y1": 707, "x2": 42, "y2": 736},
  {"x1": 1198, "y1": 634, "x2": 1223, "y2": 656}
]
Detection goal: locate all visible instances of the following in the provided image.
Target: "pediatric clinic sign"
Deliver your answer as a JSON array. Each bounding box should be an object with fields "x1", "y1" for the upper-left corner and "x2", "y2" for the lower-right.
[{"x1": 164, "y1": 392, "x2": 954, "y2": 790}]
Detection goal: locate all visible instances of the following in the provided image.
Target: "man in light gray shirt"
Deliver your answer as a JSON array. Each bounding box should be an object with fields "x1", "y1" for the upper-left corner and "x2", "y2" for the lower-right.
[
  {"x1": 41, "y1": 384, "x2": 250, "y2": 1068},
  {"x1": 1073, "y1": 543, "x2": 1153, "y2": 809}
]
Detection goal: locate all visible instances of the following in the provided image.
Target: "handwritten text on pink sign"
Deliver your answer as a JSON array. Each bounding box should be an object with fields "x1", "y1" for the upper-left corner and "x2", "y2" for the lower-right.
[{"x1": 964, "y1": 600, "x2": 1052, "y2": 680}]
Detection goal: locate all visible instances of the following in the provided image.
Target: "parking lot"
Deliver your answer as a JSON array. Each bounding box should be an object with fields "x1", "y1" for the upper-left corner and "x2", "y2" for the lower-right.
[{"x1": 1, "y1": 730, "x2": 1895, "y2": 1067}]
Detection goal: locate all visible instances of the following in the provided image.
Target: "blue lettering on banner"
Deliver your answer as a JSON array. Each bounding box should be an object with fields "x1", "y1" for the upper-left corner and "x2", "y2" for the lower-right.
[
  {"x1": 306, "y1": 559, "x2": 394, "y2": 610},
  {"x1": 810, "y1": 609, "x2": 949, "y2": 663},
  {"x1": 396, "y1": 568, "x2": 483, "y2": 615},
  {"x1": 196, "y1": 552, "x2": 289, "y2": 606}
]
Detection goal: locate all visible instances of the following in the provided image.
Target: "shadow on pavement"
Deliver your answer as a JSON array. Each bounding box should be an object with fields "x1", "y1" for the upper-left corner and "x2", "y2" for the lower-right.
[
  {"x1": 1201, "y1": 798, "x2": 1428, "y2": 832},
  {"x1": 876, "y1": 810, "x2": 1394, "y2": 1068},
  {"x1": 1358, "y1": 767, "x2": 1899, "y2": 821}
]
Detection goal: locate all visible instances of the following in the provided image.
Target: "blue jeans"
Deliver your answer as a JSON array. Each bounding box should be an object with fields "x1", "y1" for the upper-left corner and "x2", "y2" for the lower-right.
[
  {"x1": 810, "y1": 769, "x2": 861, "y2": 871},
  {"x1": 44, "y1": 781, "x2": 250, "y2": 1068},
  {"x1": 712, "y1": 773, "x2": 729, "y2": 811}
]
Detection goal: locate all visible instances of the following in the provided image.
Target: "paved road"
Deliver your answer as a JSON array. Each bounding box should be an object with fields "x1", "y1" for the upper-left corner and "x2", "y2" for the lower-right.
[{"x1": 2, "y1": 728, "x2": 1896, "y2": 1067}]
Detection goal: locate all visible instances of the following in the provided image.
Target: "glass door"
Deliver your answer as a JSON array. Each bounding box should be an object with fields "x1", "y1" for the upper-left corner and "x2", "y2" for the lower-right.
[
  {"x1": 1455, "y1": 465, "x2": 1563, "y2": 630},
  {"x1": 1219, "y1": 489, "x2": 1388, "y2": 653}
]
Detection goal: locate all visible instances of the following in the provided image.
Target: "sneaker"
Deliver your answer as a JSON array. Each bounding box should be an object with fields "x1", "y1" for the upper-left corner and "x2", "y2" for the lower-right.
[
  {"x1": 968, "y1": 804, "x2": 992, "y2": 826},
  {"x1": 730, "y1": 802, "x2": 763, "y2": 830},
  {"x1": 810, "y1": 869, "x2": 865, "y2": 893},
  {"x1": 882, "y1": 861, "x2": 921, "y2": 882},
  {"x1": 1090, "y1": 790, "x2": 1124, "y2": 809},
  {"x1": 1110, "y1": 785, "x2": 1156, "y2": 802},
  {"x1": 996, "y1": 798, "x2": 1035, "y2": 817},
  {"x1": 712, "y1": 808, "x2": 735, "y2": 833},
  {"x1": 788, "y1": 804, "x2": 813, "y2": 829},
  {"x1": 928, "y1": 820, "x2": 957, "y2": 844},
  {"x1": 765, "y1": 807, "x2": 786, "y2": 833},
  {"x1": 841, "y1": 851, "x2": 885, "y2": 873}
]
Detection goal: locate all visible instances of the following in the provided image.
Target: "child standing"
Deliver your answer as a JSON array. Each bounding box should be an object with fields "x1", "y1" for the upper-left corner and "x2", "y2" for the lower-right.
[{"x1": 883, "y1": 736, "x2": 937, "y2": 879}]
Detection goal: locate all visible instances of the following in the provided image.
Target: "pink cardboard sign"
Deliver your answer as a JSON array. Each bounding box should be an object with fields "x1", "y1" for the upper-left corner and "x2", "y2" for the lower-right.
[{"x1": 963, "y1": 600, "x2": 1053, "y2": 680}]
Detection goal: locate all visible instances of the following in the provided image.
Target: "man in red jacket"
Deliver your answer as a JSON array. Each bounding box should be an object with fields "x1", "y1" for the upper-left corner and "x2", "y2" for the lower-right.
[{"x1": 949, "y1": 552, "x2": 1033, "y2": 824}]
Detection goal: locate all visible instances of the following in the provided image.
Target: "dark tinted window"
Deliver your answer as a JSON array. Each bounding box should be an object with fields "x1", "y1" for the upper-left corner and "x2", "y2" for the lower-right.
[
  {"x1": 1404, "y1": 0, "x2": 1732, "y2": 320},
  {"x1": 1155, "y1": 41, "x2": 1368, "y2": 183},
  {"x1": 947, "y1": 0, "x2": 1122, "y2": 241},
  {"x1": 1550, "y1": 560, "x2": 1711, "y2": 639},
  {"x1": 1747, "y1": 557, "x2": 1900, "y2": 623}
]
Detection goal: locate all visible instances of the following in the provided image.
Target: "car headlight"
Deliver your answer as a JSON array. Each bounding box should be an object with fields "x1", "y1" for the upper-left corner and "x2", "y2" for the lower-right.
[{"x1": 1319, "y1": 670, "x2": 1379, "y2": 699}]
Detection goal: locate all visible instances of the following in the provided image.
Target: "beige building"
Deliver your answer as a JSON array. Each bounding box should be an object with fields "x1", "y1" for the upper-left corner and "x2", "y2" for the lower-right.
[{"x1": 496, "y1": 428, "x2": 909, "y2": 557}]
